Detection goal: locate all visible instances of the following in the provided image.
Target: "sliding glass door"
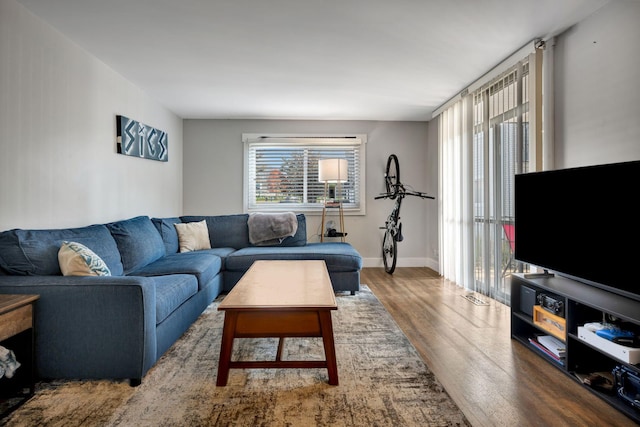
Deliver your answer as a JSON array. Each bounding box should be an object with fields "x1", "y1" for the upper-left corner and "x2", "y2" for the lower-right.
[{"x1": 471, "y1": 65, "x2": 530, "y2": 304}]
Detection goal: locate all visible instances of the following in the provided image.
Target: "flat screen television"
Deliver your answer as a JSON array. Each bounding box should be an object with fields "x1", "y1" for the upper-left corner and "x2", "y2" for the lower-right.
[{"x1": 514, "y1": 160, "x2": 640, "y2": 302}]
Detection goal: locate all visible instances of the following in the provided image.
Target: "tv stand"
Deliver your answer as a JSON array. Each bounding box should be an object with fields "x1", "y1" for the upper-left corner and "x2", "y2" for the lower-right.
[{"x1": 510, "y1": 273, "x2": 640, "y2": 424}]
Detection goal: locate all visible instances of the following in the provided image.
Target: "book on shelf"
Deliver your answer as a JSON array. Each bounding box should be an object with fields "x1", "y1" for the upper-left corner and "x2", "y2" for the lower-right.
[
  {"x1": 536, "y1": 334, "x2": 566, "y2": 358},
  {"x1": 528, "y1": 337, "x2": 565, "y2": 364}
]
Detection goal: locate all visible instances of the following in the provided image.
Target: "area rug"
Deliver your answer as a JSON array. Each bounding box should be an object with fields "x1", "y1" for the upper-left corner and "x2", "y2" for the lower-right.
[{"x1": 1, "y1": 286, "x2": 469, "y2": 427}]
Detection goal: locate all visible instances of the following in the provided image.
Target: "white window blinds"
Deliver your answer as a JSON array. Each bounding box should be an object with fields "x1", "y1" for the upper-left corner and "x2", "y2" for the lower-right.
[{"x1": 243, "y1": 135, "x2": 365, "y2": 213}]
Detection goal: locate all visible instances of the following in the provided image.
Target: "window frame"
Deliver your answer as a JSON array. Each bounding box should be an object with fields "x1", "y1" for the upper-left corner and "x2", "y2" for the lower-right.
[{"x1": 242, "y1": 133, "x2": 367, "y2": 215}]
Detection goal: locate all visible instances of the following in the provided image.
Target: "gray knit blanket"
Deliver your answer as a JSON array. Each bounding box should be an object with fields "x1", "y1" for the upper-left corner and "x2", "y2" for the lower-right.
[{"x1": 247, "y1": 212, "x2": 298, "y2": 245}]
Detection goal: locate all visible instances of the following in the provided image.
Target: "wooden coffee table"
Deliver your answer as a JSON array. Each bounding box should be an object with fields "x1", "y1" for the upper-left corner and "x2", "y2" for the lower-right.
[{"x1": 216, "y1": 260, "x2": 338, "y2": 386}]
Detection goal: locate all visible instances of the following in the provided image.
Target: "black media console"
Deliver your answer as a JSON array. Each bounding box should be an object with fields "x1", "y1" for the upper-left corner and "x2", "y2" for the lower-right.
[{"x1": 510, "y1": 273, "x2": 640, "y2": 423}]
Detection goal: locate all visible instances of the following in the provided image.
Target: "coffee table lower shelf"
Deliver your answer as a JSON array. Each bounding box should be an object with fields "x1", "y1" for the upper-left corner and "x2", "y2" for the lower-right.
[{"x1": 216, "y1": 309, "x2": 338, "y2": 386}]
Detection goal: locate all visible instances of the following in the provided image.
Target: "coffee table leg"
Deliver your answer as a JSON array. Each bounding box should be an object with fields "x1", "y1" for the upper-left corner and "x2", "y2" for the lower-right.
[
  {"x1": 217, "y1": 311, "x2": 238, "y2": 386},
  {"x1": 276, "y1": 337, "x2": 285, "y2": 362},
  {"x1": 319, "y1": 310, "x2": 339, "y2": 385}
]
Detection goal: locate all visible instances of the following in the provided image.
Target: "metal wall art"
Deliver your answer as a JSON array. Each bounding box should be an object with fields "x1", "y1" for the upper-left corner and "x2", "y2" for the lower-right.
[{"x1": 116, "y1": 115, "x2": 168, "y2": 162}]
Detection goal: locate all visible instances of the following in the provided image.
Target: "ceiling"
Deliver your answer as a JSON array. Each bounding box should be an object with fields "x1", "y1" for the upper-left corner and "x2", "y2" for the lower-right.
[{"x1": 17, "y1": 0, "x2": 609, "y2": 121}]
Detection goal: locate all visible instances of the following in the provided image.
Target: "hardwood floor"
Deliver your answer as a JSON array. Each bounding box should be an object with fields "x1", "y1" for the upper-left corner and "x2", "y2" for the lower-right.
[{"x1": 362, "y1": 267, "x2": 638, "y2": 427}]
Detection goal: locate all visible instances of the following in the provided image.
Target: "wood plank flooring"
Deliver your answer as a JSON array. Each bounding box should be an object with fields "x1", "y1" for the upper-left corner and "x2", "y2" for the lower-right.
[{"x1": 362, "y1": 267, "x2": 638, "y2": 427}]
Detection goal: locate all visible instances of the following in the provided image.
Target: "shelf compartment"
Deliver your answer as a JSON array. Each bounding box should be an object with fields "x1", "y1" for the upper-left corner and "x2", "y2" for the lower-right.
[
  {"x1": 533, "y1": 305, "x2": 566, "y2": 341},
  {"x1": 571, "y1": 370, "x2": 640, "y2": 423},
  {"x1": 566, "y1": 336, "x2": 619, "y2": 374},
  {"x1": 527, "y1": 336, "x2": 565, "y2": 367},
  {"x1": 577, "y1": 327, "x2": 640, "y2": 365}
]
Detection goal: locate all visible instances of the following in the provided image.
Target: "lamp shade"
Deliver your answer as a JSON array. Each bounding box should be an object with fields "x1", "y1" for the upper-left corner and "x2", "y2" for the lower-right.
[{"x1": 318, "y1": 158, "x2": 348, "y2": 183}]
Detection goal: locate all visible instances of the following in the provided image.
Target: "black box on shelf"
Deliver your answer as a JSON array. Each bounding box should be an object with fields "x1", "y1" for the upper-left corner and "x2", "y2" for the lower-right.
[
  {"x1": 520, "y1": 285, "x2": 536, "y2": 317},
  {"x1": 537, "y1": 292, "x2": 565, "y2": 317}
]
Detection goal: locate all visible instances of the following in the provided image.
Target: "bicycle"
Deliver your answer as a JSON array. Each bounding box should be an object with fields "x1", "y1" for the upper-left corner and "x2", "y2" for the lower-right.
[{"x1": 375, "y1": 154, "x2": 434, "y2": 274}]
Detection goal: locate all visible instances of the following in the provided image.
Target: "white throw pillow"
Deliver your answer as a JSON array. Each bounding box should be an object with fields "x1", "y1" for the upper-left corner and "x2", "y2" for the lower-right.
[
  {"x1": 58, "y1": 241, "x2": 111, "y2": 276},
  {"x1": 174, "y1": 220, "x2": 211, "y2": 253}
]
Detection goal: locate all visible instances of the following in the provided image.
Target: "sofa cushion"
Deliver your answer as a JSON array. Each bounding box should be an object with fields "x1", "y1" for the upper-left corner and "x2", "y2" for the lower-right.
[
  {"x1": 181, "y1": 214, "x2": 250, "y2": 249},
  {"x1": 58, "y1": 241, "x2": 111, "y2": 276},
  {"x1": 151, "y1": 217, "x2": 182, "y2": 255},
  {"x1": 225, "y1": 242, "x2": 362, "y2": 273},
  {"x1": 131, "y1": 251, "x2": 222, "y2": 291},
  {"x1": 0, "y1": 224, "x2": 124, "y2": 276},
  {"x1": 196, "y1": 247, "x2": 236, "y2": 270},
  {"x1": 152, "y1": 274, "x2": 198, "y2": 324},
  {"x1": 275, "y1": 214, "x2": 306, "y2": 247},
  {"x1": 174, "y1": 220, "x2": 211, "y2": 253},
  {"x1": 107, "y1": 216, "x2": 165, "y2": 275},
  {"x1": 180, "y1": 214, "x2": 307, "y2": 249}
]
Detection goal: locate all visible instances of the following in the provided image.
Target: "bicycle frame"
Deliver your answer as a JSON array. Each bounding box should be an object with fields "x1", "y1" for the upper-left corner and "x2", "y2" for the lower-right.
[{"x1": 382, "y1": 187, "x2": 404, "y2": 241}]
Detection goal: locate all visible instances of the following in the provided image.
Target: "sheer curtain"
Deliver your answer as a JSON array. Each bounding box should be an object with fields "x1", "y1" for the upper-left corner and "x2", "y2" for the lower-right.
[
  {"x1": 438, "y1": 96, "x2": 474, "y2": 289},
  {"x1": 437, "y1": 43, "x2": 547, "y2": 301}
]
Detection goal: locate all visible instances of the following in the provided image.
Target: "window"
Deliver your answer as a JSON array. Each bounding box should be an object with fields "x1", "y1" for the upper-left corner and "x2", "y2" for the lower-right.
[{"x1": 243, "y1": 134, "x2": 366, "y2": 213}]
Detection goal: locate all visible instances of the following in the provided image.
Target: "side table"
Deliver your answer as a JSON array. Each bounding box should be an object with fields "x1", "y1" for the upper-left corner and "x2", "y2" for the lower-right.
[
  {"x1": 0, "y1": 294, "x2": 39, "y2": 419},
  {"x1": 320, "y1": 201, "x2": 346, "y2": 242}
]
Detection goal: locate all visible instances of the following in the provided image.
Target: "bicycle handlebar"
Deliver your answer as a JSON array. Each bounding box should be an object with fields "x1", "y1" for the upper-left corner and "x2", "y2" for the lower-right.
[
  {"x1": 412, "y1": 191, "x2": 435, "y2": 199},
  {"x1": 375, "y1": 191, "x2": 434, "y2": 200}
]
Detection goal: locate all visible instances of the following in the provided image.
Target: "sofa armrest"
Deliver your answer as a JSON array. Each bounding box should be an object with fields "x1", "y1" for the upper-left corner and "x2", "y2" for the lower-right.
[{"x1": 0, "y1": 275, "x2": 157, "y2": 382}]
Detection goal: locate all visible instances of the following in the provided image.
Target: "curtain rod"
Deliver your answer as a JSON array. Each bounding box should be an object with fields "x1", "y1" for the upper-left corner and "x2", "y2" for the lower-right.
[
  {"x1": 431, "y1": 39, "x2": 541, "y2": 119},
  {"x1": 242, "y1": 133, "x2": 367, "y2": 143}
]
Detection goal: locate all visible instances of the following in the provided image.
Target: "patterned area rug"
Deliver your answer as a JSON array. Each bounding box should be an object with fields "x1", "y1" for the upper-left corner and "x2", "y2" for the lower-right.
[{"x1": 2, "y1": 286, "x2": 469, "y2": 427}]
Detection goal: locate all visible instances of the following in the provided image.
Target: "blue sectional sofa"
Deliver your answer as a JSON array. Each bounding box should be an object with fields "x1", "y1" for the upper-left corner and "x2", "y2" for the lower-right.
[{"x1": 0, "y1": 214, "x2": 362, "y2": 385}]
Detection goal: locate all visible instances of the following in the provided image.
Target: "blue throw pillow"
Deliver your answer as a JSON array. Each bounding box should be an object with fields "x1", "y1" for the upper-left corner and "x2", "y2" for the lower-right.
[{"x1": 107, "y1": 216, "x2": 165, "y2": 274}]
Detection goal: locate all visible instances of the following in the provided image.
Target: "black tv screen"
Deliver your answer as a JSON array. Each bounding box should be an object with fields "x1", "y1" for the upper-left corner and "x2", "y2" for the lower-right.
[{"x1": 514, "y1": 160, "x2": 640, "y2": 301}]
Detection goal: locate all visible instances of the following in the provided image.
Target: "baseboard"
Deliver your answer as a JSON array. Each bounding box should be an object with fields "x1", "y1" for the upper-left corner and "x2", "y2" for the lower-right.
[
  {"x1": 363, "y1": 257, "x2": 439, "y2": 271},
  {"x1": 424, "y1": 257, "x2": 439, "y2": 272}
]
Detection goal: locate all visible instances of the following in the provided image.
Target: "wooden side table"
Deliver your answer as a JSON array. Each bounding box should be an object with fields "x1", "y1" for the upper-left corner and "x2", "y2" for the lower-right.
[{"x1": 0, "y1": 294, "x2": 39, "y2": 418}]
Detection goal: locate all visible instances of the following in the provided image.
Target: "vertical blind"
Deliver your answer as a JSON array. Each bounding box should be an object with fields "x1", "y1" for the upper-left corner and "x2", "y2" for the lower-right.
[{"x1": 471, "y1": 59, "x2": 531, "y2": 304}]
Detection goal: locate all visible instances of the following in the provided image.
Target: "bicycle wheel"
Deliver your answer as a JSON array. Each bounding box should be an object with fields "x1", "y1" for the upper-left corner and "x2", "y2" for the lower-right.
[
  {"x1": 385, "y1": 154, "x2": 400, "y2": 199},
  {"x1": 382, "y1": 228, "x2": 397, "y2": 274}
]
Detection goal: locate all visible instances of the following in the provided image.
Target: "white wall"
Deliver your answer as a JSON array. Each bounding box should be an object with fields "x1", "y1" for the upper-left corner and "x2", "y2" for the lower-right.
[
  {"x1": 554, "y1": 0, "x2": 640, "y2": 168},
  {"x1": 0, "y1": 0, "x2": 183, "y2": 231},
  {"x1": 183, "y1": 119, "x2": 436, "y2": 268}
]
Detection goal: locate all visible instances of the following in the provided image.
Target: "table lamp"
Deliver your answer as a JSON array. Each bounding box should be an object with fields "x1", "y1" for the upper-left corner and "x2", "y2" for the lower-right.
[{"x1": 318, "y1": 158, "x2": 348, "y2": 203}]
